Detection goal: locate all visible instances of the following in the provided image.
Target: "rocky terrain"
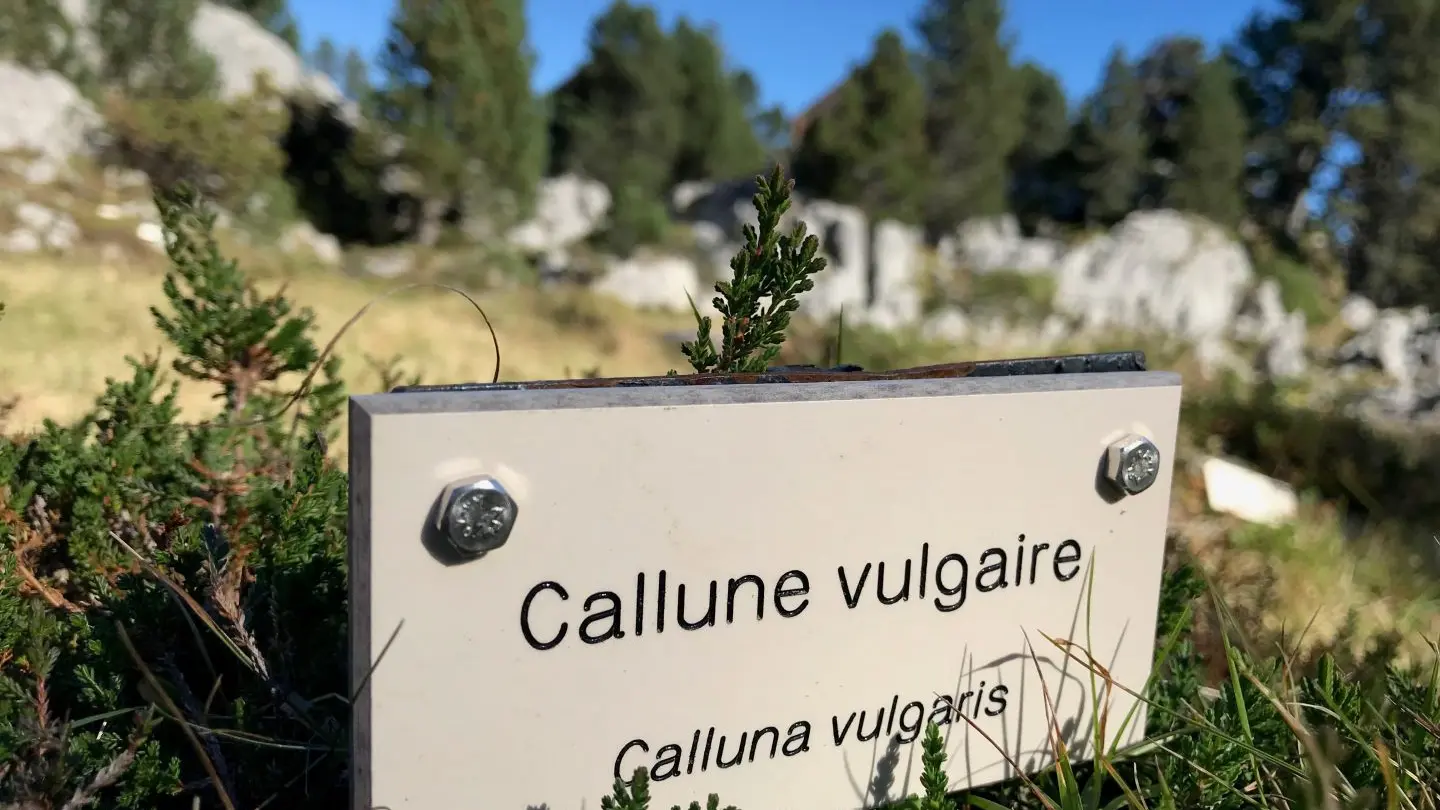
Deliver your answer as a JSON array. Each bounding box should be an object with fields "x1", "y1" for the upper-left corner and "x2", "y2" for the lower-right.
[{"x1": 4, "y1": 0, "x2": 1440, "y2": 438}]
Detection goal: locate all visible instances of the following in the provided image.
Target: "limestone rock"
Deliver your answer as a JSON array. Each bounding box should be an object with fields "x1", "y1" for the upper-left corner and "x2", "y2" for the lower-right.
[
  {"x1": 0, "y1": 64, "x2": 100, "y2": 175},
  {"x1": 508, "y1": 175, "x2": 611, "y2": 254},
  {"x1": 2, "y1": 202, "x2": 79, "y2": 253},
  {"x1": 1234, "y1": 278, "x2": 1288, "y2": 342},
  {"x1": 54, "y1": 0, "x2": 346, "y2": 107},
  {"x1": 189, "y1": 3, "x2": 345, "y2": 105},
  {"x1": 940, "y1": 214, "x2": 1061, "y2": 274},
  {"x1": 797, "y1": 200, "x2": 869, "y2": 321},
  {"x1": 1202, "y1": 456, "x2": 1298, "y2": 526},
  {"x1": 862, "y1": 220, "x2": 924, "y2": 330},
  {"x1": 1260, "y1": 311, "x2": 1308, "y2": 379},
  {"x1": 358, "y1": 249, "x2": 416, "y2": 279},
  {"x1": 921, "y1": 309, "x2": 970, "y2": 343},
  {"x1": 279, "y1": 221, "x2": 342, "y2": 266},
  {"x1": 1340, "y1": 294, "x2": 1379, "y2": 332},
  {"x1": 593, "y1": 253, "x2": 707, "y2": 312},
  {"x1": 1054, "y1": 210, "x2": 1253, "y2": 344}
]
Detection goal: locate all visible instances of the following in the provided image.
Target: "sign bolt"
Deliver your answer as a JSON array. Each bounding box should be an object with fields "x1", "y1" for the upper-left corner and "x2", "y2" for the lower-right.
[
  {"x1": 437, "y1": 475, "x2": 518, "y2": 555},
  {"x1": 1104, "y1": 434, "x2": 1161, "y2": 496}
]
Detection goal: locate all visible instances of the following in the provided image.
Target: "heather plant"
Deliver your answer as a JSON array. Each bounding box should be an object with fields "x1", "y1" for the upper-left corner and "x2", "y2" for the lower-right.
[
  {"x1": 0, "y1": 164, "x2": 1436, "y2": 810},
  {"x1": 0, "y1": 182, "x2": 350, "y2": 808},
  {"x1": 679, "y1": 163, "x2": 827, "y2": 374}
]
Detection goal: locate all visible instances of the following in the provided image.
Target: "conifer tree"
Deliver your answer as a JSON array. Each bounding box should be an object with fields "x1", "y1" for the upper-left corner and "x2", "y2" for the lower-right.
[
  {"x1": 1134, "y1": 36, "x2": 1209, "y2": 206},
  {"x1": 1228, "y1": 0, "x2": 1369, "y2": 242},
  {"x1": 1166, "y1": 57, "x2": 1248, "y2": 227},
  {"x1": 549, "y1": 1, "x2": 683, "y2": 254},
  {"x1": 342, "y1": 48, "x2": 372, "y2": 100},
  {"x1": 731, "y1": 70, "x2": 791, "y2": 161},
  {"x1": 790, "y1": 29, "x2": 929, "y2": 225},
  {"x1": 309, "y1": 36, "x2": 340, "y2": 78},
  {"x1": 670, "y1": 20, "x2": 767, "y2": 183},
  {"x1": 91, "y1": 0, "x2": 217, "y2": 99},
  {"x1": 1343, "y1": 0, "x2": 1440, "y2": 308},
  {"x1": 1073, "y1": 47, "x2": 1148, "y2": 225},
  {"x1": 915, "y1": 0, "x2": 1025, "y2": 231},
  {"x1": 0, "y1": 0, "x2": 84, "y2": 77},
  {"x1": 1009, "y1": 62, "x2": 1070, "y2": 230},
  {"x1": 375, "y1": 0, "x2": 547, "y2": 243}
]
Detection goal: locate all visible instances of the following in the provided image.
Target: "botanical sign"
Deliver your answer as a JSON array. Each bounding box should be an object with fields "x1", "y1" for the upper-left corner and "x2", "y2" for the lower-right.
[{"x1": 348, "y1": 368, "x2": 1182, "y2": 810}]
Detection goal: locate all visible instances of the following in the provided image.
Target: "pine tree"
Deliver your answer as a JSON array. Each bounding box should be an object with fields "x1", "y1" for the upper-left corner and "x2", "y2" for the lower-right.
[
  {"x1": 309, "y1": 36, "x2": 340, "y2": 79},
  {"x1": 1228, "y1": 0, "x2": 1369, "y2": 242},
  {"x1": 1074, "y1": 47, "x2": 1148, "y2": 225},
  {"x1": 790, "y1": 29, "x2": 929, "y2": 225},
  {"x1": 670, "y1": 20, "x2": 767, "y2": 183},
  {"x1": 549, "y1": 1, "x2": 684, "y2": 254},
  {"x1": 916, "y1": 0, "x2": 1025, "y2": 231},
  {"x1": 91, "y1": 0, "x2": 218, "y2": 99},
  {"x1": 731, "y1": 70, "x2": 790, "y2": 161},
  {"x1": 1167, "y1": 57, "x2": 1248, "y2": 226},
  {"x1": 1009, "y1": 62, "x2": 1070, "y2": 230},
  {"x1": 1134, "y1": 36, "x2": 1209, "y2": 206},
  {"x1": 342, "y1": 48, "x2": 372, "y2": 101},
  {"x1": 0, "y1": 0, "x2": 85, "y2": 77},
  {"x1": 1343, "y1": 0, "x2": 1440, "y2": 308},
  {"x1": 374, "y1": 0, "x2": 547, "y2": 243}
]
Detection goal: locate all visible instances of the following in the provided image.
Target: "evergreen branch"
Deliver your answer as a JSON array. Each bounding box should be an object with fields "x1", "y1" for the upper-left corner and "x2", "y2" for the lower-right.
[{"x1": 680, "y1": 163, "x2": 826, "y2": 373}]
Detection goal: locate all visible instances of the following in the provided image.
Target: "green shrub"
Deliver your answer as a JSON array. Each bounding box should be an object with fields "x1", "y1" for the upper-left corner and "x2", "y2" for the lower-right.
[
  {"x1": 0, "y1": 184, "x2": 348, "y2": 808},
  {"x1": 0, "y1": 0, "x2": 88, "y2": 79},
  {"x1": 0, "y1": 165, "x2": 1436, "y2": 809},
  {"x1": 1252, "y1": 250, "x2": 1338, "y2": 327},
  {"x1": 592, "y1": 183, "x2": 676, "y2": 258},
  {"x1": 100, "y1": 77, "x2": 293, "y2": 220},
  {"x1": 926, "y1": 267, "x2": 1057, "y2": 322},
  {"x1": 1183, "y1": 379, "x2": 1440, "y2": 533},
  {"x1": 966, "y1": 270, "x2": 1057, "y2": 317}
]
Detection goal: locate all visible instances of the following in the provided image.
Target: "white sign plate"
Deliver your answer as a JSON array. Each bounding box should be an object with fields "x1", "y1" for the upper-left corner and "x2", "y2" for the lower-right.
[{"x1": 349, "y1": 370, "x2": 1182, "y2": 810}]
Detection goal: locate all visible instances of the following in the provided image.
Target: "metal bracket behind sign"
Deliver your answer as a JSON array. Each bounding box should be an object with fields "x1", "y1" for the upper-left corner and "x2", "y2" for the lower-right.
[{"x1": 387, "y1": 350, "x2": 1149, "y2": 394}]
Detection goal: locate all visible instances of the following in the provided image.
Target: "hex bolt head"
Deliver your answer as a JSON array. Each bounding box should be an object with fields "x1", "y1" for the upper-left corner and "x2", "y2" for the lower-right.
[
  {"x1": 437, "y1": 475, "x2": 518, "y2": 555},
  {"x1": 1104, "y1": 434, "x2": 1162, "y2": 496}
]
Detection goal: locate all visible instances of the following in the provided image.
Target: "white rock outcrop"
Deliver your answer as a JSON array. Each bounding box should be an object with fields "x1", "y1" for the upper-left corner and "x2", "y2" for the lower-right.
[
  {"x1": 0, "y1": 63, "x2": 101, "y2": 172},
  {"x1": 508, "y1": 174, "x2": 612, "y2": 255},
  {"x1": 54, "y1": 0, "x2": 345, "y2": 106},
  {"x1": 1054, "y1": 211, "x2": 1253, "y2": 344},
  {"x1": 1202, "y1": 456, "x2": 1299, "y2": 526},
  {"x1": 188, "y1": 3, "x2": 345, "y2": 105},
  {"x1": 0, "y1": 1, "x2": 352, "y2": 181},
  {"x1": 592, "y1": 253, "x2": 707, "y2": 312},
  {"x1": 941, "y1": 214, "x2": 1062, "y2": 274}
]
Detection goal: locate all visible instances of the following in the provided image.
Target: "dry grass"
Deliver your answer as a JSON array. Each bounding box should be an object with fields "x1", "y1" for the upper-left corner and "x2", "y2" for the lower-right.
[
  {"x1": 1169, "y1": 447, "x2": 1440, "y2": 671},
  {"x1": 0, "y1": 251, "x2": 695, "y2": 437}
]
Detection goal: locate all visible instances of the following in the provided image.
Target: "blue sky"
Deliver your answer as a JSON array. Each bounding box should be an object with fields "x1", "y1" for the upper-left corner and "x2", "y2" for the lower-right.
[{"x1": 289, "y1": 0, "x2": 1282, "y2": 115}]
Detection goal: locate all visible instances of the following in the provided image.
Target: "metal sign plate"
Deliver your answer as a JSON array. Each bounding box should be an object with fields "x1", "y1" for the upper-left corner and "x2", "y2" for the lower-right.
[{"x1": 349, "y1": 363, "x2": 1182, "y2": 810}]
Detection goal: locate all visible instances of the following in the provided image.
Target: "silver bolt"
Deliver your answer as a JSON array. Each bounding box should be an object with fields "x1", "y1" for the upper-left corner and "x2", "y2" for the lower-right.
[
  {"x1": 437, "y1": 475, "x2": 518, "y2": 555},
  {"x1": 1104, "y1": 434, "x2": 1162, "y2": 496}
]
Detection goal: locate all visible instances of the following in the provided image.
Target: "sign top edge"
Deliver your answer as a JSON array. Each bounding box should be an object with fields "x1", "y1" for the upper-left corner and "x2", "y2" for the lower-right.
[{"x1": 351, "y1": 368, "x2": 1181, "y2": 418}]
